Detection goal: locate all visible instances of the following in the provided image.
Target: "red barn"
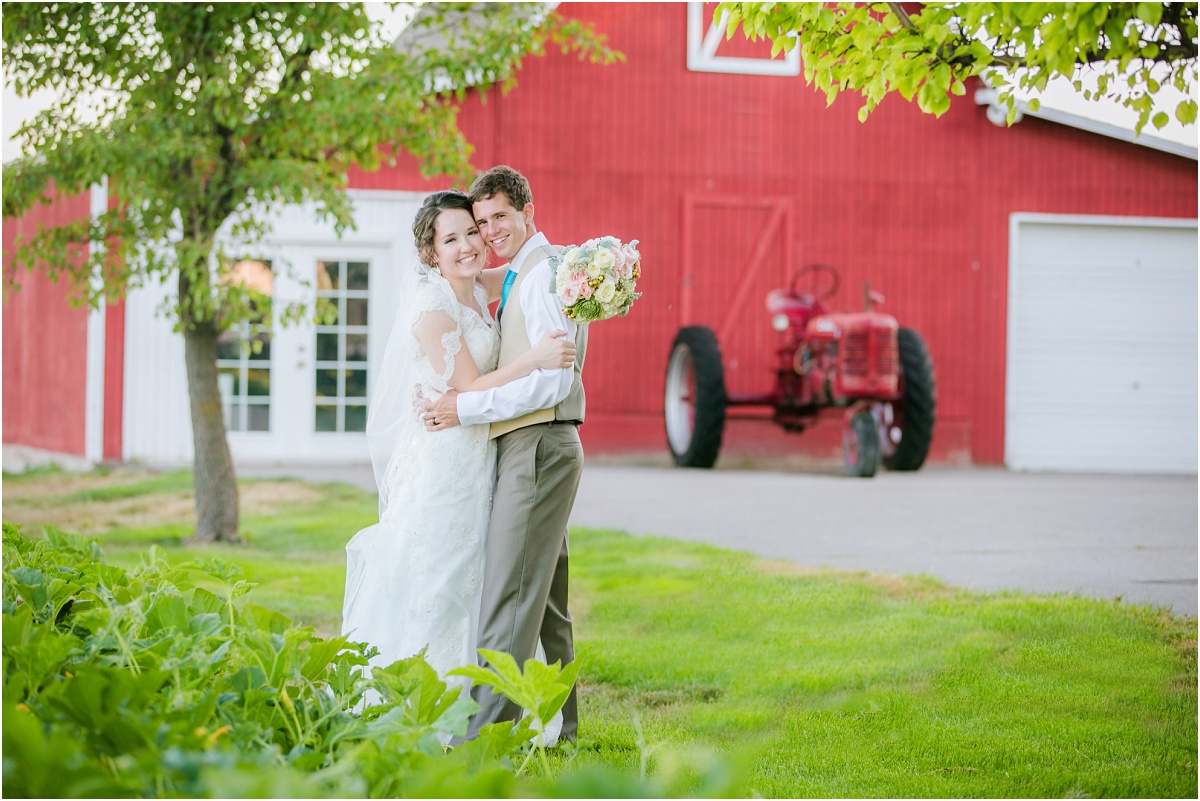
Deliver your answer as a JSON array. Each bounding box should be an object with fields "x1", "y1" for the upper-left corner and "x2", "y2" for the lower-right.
[{"x1": 4, "y1": 3, "x2": 1197, "y2": 475}]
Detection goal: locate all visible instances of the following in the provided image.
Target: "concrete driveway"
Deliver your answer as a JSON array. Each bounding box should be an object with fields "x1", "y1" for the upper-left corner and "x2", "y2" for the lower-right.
[
  {"x1": 242, "y1": 462, "x2": 1197, "y2": 616},
  {"x1": 569, "y1": 465, "x2": 1198, "y2": 616}
]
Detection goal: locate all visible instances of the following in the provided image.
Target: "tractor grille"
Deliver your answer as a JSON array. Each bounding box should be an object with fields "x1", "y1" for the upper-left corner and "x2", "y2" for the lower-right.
[{"x1": 841, "y1": 326, "x2": 898, "y2": 394}]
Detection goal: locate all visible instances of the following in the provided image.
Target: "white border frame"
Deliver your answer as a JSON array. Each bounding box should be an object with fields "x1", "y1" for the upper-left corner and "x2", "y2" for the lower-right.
[
  {"x1": 1004, "y1": 212, "x2": 1199, "y2": 469},
  {"x1": 686, "y1": 2, "x2": 800, "y2": 77}
]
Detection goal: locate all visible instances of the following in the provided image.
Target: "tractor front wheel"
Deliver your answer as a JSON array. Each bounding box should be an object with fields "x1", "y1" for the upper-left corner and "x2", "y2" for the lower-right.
[
  {"x1": 884, "y1": 327, "x2": 937, "y2": 471},
  {"x1": 844, "y1": 408, "x2": 881, "y2": 478},
  {"x1": 664, "y1": 326, "x2": 727, "y2": 468}
]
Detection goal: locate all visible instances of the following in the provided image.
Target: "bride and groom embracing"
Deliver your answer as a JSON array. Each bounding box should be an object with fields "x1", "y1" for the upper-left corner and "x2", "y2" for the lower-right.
[{"x1": 341, "y1": 165, "x2": 585, "y2": 745}]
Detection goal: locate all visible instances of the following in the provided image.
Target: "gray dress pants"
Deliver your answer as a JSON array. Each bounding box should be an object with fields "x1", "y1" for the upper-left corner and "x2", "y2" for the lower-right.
[{"x1": 465, "y1": 422, "x2": 583, "y2": 742}]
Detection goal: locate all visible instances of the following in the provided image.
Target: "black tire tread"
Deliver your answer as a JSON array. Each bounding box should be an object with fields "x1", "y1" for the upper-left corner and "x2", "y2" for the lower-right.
[
  {"x1": 844, "y1": 410, "x2": 881, "y2": 478},
  {"x1": 667, "y1": 326, "x2": 727, "y2": 468},
  {"x1": 884, "y1": 327, "x2": 936, "y2": 471}
]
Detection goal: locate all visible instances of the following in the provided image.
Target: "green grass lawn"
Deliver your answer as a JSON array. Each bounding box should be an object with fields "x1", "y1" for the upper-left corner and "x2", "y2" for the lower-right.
[{"x1": 4, "y1": 467, "x2": 1196, "y2": 798}]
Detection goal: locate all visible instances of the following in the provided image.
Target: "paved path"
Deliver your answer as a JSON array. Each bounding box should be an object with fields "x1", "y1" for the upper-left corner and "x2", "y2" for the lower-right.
[{"x1": 242, "y1": 463, "x2": 1197, "y2": 616}]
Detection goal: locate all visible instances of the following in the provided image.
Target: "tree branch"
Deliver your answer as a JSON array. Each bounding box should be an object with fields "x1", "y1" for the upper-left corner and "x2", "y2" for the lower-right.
[{"x1": 886, "y1": 3, "x2": 917, "y2": 32}]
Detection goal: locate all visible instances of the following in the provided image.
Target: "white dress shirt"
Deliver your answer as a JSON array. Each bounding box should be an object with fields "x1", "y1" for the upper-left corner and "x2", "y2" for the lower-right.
[{"x1": 457, "y1": 231, "x2": 578, "y2": 425}]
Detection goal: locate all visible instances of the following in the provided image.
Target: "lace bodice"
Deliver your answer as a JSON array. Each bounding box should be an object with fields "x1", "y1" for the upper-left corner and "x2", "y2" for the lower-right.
[{"x1": 380, "y1": 277, "x2": 498, "y2": 525}]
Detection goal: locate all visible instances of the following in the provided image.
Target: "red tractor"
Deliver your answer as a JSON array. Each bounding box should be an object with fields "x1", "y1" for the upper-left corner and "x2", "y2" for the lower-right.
[{"x1": 664, "y1": 265, "x2": 936, "y2": 477}]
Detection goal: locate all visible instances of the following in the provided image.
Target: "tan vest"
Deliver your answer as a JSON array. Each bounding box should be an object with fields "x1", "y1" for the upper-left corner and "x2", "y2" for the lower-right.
[{"x1": 489, "y1": 243, "x2": 588, "y2": 440}]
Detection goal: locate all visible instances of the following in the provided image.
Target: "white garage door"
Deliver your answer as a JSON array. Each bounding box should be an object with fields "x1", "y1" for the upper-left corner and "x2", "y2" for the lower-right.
[{"x1": 1006, "y1": 214, "x2": 1197, "y2": 474}]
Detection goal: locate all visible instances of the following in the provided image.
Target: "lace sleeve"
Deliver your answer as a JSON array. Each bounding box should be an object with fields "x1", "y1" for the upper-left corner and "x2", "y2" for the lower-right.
[{"x1": 410, "y1": 282, "x2": 462, "y2": 394}]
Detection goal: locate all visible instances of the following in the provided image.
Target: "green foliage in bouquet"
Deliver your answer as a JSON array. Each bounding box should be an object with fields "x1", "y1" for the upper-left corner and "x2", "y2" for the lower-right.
[{"x1": 1, "y1": 523, "x2": 711, "y2": 798}]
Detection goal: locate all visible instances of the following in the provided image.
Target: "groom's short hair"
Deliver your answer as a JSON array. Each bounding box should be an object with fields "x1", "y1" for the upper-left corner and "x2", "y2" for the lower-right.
[{"x1": 468, "y1": 165, "x2": 532, "y2": 211}]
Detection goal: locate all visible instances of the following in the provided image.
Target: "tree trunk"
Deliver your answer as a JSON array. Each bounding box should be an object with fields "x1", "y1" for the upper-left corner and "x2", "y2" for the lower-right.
[{"x1": 183, "y1": 318, "x2": 241, "y2": 543}]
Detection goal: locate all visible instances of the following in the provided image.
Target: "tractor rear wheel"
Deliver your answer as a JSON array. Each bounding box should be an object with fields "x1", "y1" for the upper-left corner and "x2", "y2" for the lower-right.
[
  {"x1": 884, "y1": 327, "x2": 937, "y2": 471},
  {"x1": 844, "y1": 408, "x2": 881, "y2": 478},
  {"x1": 664, "y1": 326, "x2": 726, "y2": 468}
]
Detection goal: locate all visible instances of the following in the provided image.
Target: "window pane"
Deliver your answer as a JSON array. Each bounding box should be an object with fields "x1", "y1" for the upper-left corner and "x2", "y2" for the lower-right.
[
  {"x1": 315, "y1": 297, "x2": 339, "y2": 326},
  {"x1": 316, "y1": 369, "x2": 339, "y2": 398},
  {"x1": 246, "y1": 368, "x2": 271, "y2": 397},
  {"x1": 217, "y1": 338, "x2": 243, "y2": 361},
  {"x1": 344, "y1": 369, "x2": 367, "y2": 398},
  {"x1": 317, "y1": 262, "x2": 340, "y2": 290},
  {"x1": 345, "y1": 334, "x2": 367, "y2": 362},
  {"x1": 218, "y1": 368, "x2": 240, "y2": 398},
  {"x1": 316, "y1": 333, "x2": 340, "y2": 362},
  {"x1": 344, "y1": 404, "x2": 367, "y2": 432},
  {"x1": 346, "y1": 262, "x2": 369, "y2": 290},
  {"x1": 346, "y1": 298, "x2": 368, "y2": 326},
  {"x1": 247, "y1": 404, "x2": 270, "y2": 432},
  {"x1": 315, "y1": 405, "x2": 338, "y2": 432},
  {"x1": 248, "y1": 333, "x2": 271, "y2": 361}
]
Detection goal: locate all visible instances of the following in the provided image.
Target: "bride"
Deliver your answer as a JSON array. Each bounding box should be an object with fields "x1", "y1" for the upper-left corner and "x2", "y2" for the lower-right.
[{"x1": 341, "y1": 191, "x2": 573, "y2": 725}]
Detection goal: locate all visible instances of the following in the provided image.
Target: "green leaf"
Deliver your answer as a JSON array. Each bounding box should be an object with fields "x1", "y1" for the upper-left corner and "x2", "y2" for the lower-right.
[
  {"x1": 477, "y1": 648, "x2": 526, "y2": 688},
  {"x1": 299, "y1": 635, "x2": 348, "y2": 682},
  {"x1": 1152, "y1": 111, "x2": 1170, "y2": 129},
  {"x1": 1136, "y1": 2, "x2": 1163, "y2": 27},
  {"x1": 1176, "y1": 100, "x2": 1197, "y2": 124},
  {"x1": 240, "y1": 601, "x2": 293, "y2": 634},
  {"x1": 187, "y1": 612, "x2": 224, "y2": 638},
  {"x1": 432, "y1": 696, "x2": 480, "y2": 737}
]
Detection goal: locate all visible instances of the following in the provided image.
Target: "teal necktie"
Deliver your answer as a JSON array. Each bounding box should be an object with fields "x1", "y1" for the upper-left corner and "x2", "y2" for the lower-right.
[{"x1": 499, "y1": 269, "x2": 518, "y2": 319}]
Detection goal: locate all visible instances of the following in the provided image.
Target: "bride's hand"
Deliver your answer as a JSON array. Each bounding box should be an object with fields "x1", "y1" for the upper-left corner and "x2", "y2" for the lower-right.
[{"x1": 529, "y1": 330, "x2": 576, "y2": 369}]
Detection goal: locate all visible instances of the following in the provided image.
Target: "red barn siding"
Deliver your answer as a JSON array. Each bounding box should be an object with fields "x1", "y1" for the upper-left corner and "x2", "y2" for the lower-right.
[
  {"x1": 354, "y1": 2, "x2": 1197, "y2": 466},
  {"x1": 3, "y1": 190, "x2": 91, "y2": 457}
]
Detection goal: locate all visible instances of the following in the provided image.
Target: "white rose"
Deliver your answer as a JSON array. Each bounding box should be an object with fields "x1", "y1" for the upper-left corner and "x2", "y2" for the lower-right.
[
  {"x1": 586, "y1": 261, "x2": 604, "y2": 279},
  {"x1": 563, "y1": 247, "x2": 582, "y2": 266},
  {"x1": 593, "y1": 249, "x2": 614, "y2": 271},
  {"x1": 596, "y1": 279, "x2": 616, "y2": 303}
]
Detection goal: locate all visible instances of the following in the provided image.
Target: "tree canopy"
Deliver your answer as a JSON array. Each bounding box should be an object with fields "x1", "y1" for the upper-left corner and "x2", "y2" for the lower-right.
[
  {"x1": 2, "y1": 2, "x2": 620, "y2": 542},
  {"x1": 3, "y1": 2, "x2": 618, "y2": 312},
  {"x1": 716, "y1": 2, "x2": 1197, "y2": 131}
]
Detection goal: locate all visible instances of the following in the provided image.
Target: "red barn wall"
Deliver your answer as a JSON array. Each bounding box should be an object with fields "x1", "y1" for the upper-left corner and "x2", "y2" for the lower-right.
[
  {"x1": 354, "y1": 2, "x2": 1199, "y2": 466},
  {"x1": 3, "y1": 190, "x2": 92, "y2": 457}
]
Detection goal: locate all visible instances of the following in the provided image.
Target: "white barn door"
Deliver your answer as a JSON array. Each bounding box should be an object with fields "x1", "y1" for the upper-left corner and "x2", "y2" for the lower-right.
[
  {"x1": 123, "y1": 190, "x2": 424, "y2": 466},
  {"x1": 1005, "y1": 214, "x2": 1198, "y2": 474}
]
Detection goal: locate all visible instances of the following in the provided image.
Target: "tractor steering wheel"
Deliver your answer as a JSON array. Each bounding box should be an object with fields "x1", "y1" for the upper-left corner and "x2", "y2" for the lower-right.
[{"x1": 788, "y1": 264, "x2": 841, "y2": 301}]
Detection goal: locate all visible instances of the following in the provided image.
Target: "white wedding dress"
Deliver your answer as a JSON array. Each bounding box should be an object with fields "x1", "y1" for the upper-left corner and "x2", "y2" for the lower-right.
[{"x1": 341, "y1": 271, "x2": 560, "y2": 744}]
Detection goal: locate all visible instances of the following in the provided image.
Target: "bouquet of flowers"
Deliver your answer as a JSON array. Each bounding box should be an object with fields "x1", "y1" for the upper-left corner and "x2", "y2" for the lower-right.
[{"x1": 550, "y1": 236, "x2": 642, "y2": 323}]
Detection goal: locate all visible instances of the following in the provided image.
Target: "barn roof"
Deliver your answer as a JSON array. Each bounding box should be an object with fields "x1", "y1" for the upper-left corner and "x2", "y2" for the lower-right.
[{"x1": 975, "y1": 73, "x2": 1198, "y2": 161}]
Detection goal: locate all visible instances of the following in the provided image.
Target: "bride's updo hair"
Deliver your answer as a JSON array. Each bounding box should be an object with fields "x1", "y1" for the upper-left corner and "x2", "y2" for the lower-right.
[{"x1": 413, "y1": 190, "x2": 475, "y2": 268}]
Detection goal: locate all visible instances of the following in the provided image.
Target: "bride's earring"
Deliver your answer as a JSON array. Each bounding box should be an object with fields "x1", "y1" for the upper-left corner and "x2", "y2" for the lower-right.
[{"x1": 431, "y1": 261, "x2": 441, "y2": 275}]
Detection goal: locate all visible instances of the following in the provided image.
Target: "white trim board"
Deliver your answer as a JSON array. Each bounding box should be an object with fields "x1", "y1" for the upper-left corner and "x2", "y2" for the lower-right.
[{"x1": 686, "y1": 2, "x2": 800, "y2": 77}]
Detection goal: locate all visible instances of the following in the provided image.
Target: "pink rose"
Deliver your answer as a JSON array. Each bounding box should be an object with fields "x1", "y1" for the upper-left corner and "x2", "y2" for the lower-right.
[
  {"x1": 611, "y1": 247, "x2": 627, "y2": 272},
  {"x1": 561, "y1": 284, "x2": 580, "y2": 304}
]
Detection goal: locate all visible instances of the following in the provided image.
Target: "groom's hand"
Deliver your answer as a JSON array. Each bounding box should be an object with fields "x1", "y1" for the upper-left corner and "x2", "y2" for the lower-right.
[{"x1": 423, "y1": 390, "x2": 461, "y2": 431}]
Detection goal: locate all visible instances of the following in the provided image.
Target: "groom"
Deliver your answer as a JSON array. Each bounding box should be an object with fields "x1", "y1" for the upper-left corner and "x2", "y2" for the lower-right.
[{"x1": 423, "y1": 165, "x2": 585, "y2": 742}]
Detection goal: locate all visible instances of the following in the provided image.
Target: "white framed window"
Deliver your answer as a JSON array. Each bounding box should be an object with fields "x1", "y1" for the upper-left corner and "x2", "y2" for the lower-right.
[
  {"x1": 314, "y1": 260, "x2": 369, "y2": 433},
  {"x1": 216, "y1": 259, "x2": 274, "y2": 433},
  {"x1": 686, "y1": 1, "x2": 800, "y2": 77}
]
